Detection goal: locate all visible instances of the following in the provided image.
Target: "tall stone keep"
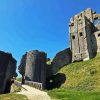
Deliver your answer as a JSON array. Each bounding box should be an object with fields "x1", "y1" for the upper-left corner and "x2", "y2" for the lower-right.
[
  {"x1": 69, "y1": 8, "x2": 100, "y2": 62},
  {"x1": 0, "y1": 51, "x2": 17, "y2": 94},
  {"x1": 19, "y1": 50, "x2": 47, "y2": 88}
]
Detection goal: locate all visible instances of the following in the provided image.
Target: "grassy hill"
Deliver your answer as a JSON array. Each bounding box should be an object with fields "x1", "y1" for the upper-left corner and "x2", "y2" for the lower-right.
[
  {"x1": 59, "y1": 53, "x2": 100, "y2": 91},
  {"x1": 48, "y1": 53, "x2": 100, "y2": 100}
]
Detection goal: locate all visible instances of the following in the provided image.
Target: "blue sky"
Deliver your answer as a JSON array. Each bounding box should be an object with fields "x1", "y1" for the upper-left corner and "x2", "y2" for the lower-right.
[{"x1": 0, "y1": 0, "x2": 100, "y2": 75}]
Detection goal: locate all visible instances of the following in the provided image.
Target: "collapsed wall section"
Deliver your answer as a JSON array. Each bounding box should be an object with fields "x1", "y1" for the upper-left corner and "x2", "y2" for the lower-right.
[
  {"x1": 19, "y1": 50, "x2": 47, "y2": 88},
  {"x1": 0, "y1": 51, "x2": 17, "y2": 94},
  {"x1": 52, "y1": 48, "x2": 72, "y2": 74}
]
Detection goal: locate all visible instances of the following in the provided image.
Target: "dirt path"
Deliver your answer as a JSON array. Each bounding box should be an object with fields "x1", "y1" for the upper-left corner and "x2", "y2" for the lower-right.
[{"x1": 17, "y1": 85, "x2": 51, "y2": 100}]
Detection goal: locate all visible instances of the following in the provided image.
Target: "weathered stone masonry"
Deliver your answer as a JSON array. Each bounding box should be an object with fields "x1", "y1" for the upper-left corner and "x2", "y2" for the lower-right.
[
  {"x1": 52, "y1": 48, "x2": 72, "y2": 74},
  {"x1": 19, "y1": 8, "x2": 100, "y2": 90},
  {"x1": 0, "y1": 51, "x2": 17, "y2": 93},
  {"x1": 19, "y1": 50, "x2": 47, "y2": 88},
  {"x1": 69, "y1": 8, "x2": 100, "y2": 62}
]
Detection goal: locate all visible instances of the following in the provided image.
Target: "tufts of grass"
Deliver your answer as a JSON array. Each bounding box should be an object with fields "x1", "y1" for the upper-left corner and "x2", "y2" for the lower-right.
[
  {"x1": 10, "y1": 84, "x2": 21, "y2": 93},
  {"x1": 47, "y1": 59, "x2": 52, "y2": 65},
  {"x1": 16, "y1": 77, "x2": 22, "y2": 82},
  {"x1": 0, "y1": 94, "x2": 28, "y2": 100}
]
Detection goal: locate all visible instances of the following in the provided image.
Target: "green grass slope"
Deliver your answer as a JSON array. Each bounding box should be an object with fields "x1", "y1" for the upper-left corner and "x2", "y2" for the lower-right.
[
  {"x1": 48, "y1": 53, "x2": 100, "y2": 100},
  {"x1": 59, "y1": 53, "x2": 100, "y2": 91},
  {"x1": 48, "y1": 89, "x2": 100, "y2": 100}
]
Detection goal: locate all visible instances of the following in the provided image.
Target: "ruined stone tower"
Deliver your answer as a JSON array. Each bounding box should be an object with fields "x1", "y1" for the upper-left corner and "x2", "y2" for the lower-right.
[
  {"x1": 69, "y1": 8, "x2": 100, "y2": 62},
  {"x1": 19, "y1": 50, "x2": 47, "y2": 88}
]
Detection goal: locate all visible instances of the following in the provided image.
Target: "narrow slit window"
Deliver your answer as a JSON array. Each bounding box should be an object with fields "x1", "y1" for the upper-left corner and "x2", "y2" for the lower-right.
[
  {"x1": 81, "y1": 13, "x2": 82, "y2": 17},
  {"x1": 72, "y1": 35, "x2": 75, "y2": 39},
  {"x1": 71, "y1": 23, "x2": 74, "y2": 26},
  {"x1": 98, "y1": 33, "x2": 100, "y2": 37},
  {"x1": 79, "y1": 32, "x2": 83, "y2": 36}
]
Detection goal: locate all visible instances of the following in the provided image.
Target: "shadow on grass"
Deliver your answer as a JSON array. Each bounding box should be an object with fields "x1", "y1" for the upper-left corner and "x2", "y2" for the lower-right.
[{"x1": 46, "y1": 73, "x2": 66, "y2": 90}]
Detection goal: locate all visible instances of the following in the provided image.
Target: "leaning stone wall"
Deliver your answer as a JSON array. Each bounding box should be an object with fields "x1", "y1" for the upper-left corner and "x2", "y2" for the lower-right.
[
  {"x1": 52, "y1": 48, "x2": 72, "y2": 74},
  {"x1": 0, "y1": 51, "x2": 17, "y2": 94}
]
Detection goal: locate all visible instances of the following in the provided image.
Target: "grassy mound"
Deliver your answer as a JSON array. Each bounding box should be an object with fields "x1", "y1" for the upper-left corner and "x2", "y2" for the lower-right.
[
  {"x1": 59, "y1": 53, "x2": 100, "y2": 91},
  {"x1": 48, "y1": 54, "x2": 100, "y2": 99}
]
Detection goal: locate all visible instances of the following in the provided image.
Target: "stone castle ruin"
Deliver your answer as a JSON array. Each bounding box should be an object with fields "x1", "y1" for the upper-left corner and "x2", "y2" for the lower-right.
[
  {"x1": 69, "y1": 8, "x2": 100, "y2": 62},
  {"x1": 18, "y1": 50, "x2": 47, "y2": 88},
  {"x1": 18, "y1": 8, "x2": 100, "y2": 89},
  {"x1": 1, "y1": 8, "x2": 100, "y2": 93}
]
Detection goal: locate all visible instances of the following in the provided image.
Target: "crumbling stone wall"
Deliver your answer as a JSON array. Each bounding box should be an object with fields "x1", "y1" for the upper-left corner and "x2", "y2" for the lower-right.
[
  {"x1": 19, "y1": 50, "x2": 47, "y2": 88},
  {"x1": 52, "y1": 48, "x2": 72, "y2": 74},
  {"x1": 69, "y1": 8, "x2": 100, "y2": 62},
  {"x1": 0, "y1": 51, "x2": 17, "y2": 94}
]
